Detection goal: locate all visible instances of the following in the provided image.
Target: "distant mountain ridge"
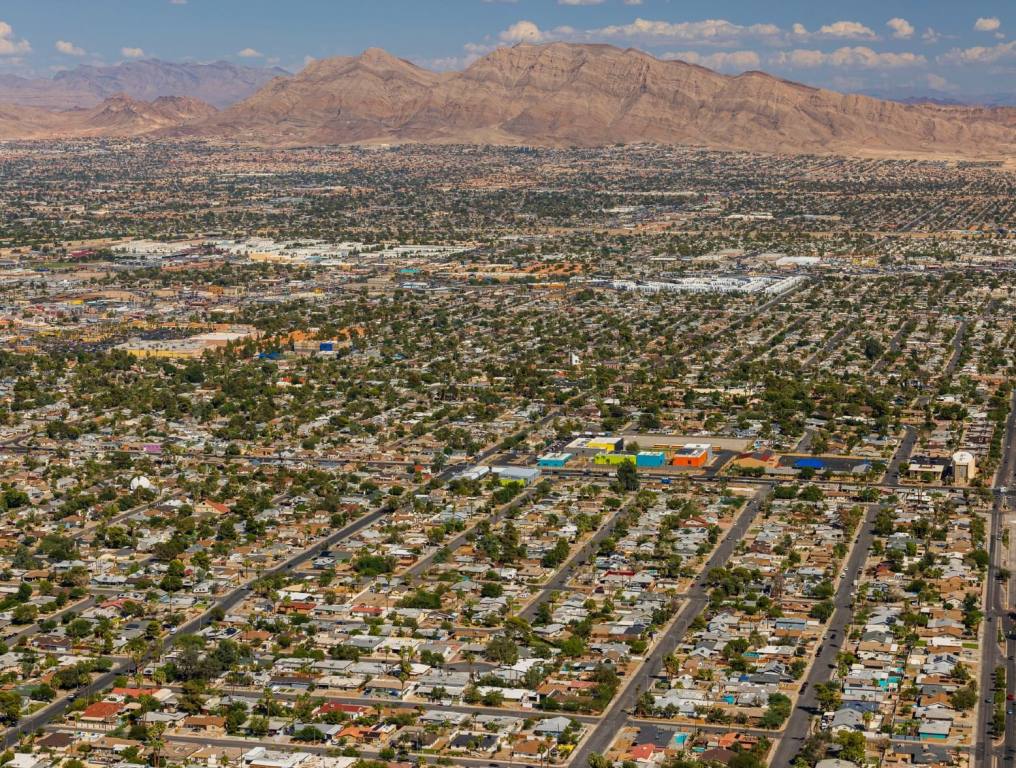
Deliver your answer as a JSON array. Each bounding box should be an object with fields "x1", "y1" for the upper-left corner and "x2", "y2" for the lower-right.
[
  {"x1": 0, "y1": 59, "x2": 287, "y2": 109},
  {"x1": 0, "y1": 94, "x2": 216, "y2": 140},
  {"x1": 167, "y1": 43, "x2": 1016, "y2": 158},
  {"x1": 859, "y1": 87, "x2": 1016, "y2": 108},
  {"x1": 2, "y1": 44, "x2": 1015, "y2": 159}
]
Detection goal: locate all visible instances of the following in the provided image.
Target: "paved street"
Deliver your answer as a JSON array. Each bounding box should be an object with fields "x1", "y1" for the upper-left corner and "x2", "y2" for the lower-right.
[
  {"x1": 2, "y1": 503, "x2": 391, "y2": 748},
  {"x1": 883, "y1": 425, "x2": 917, "y2": 487},
  {"x1": 518, "y1": 498, "x2": 634, "y2": 622},
  {"x1": 570, "y1": 484, "x2": 771, "y2": 767},
  {"x1": 769, "y1": 502, "x2": 881, "y2": 767},
  {"x1": 978, "y1": 389, "x2": 1016, "y2": 768}
]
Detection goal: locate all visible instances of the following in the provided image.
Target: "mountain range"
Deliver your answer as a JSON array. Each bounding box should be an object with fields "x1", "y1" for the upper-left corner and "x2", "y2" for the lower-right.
[
  {"x1": 862, "y1": 87, "x2": 1016, "y2": 108},
  {"x1": 0, "y1": 59, "x2": 287, "y2": 109},
  {"x1": 0, "y1": 94, "x2": 216, "y2": 140},
  {"x1": 2, "y1": 44, "x2": 1015, "y2": 158}
]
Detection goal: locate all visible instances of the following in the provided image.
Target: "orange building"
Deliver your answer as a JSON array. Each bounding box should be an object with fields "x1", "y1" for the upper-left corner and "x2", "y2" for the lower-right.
[{"x1": 670, "y1": 444, "x2": 711, "y2": 468}]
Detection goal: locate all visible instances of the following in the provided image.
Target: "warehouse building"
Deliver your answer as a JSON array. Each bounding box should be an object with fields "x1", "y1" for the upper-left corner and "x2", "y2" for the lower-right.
[{"x1": 491, "y1": 466, "x2": 541, "y2": 486}]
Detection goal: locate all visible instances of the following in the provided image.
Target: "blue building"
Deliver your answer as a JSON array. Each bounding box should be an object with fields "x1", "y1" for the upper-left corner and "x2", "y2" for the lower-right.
[
  {"x1": 538, "y1": 452, "x2": 573, "y2": 468},
  {"x1": 636, "y1": 451, "x2": 666, "y2": 468}
]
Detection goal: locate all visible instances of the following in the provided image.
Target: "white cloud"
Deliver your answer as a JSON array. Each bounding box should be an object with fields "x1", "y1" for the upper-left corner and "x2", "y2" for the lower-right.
[
  {"x1": 237, "y1": 47, "x2": 263, "y2": 58},
  {"x1": 55, "y1": 40, "x2": 86, "y2": 56},
  {"x1": 464, "y1": 42, "x2": 497, "y2": 57},
  {"x1": 497, "y1": 21, "x2": 577, "y2": 44},
  {"x1": 922, "y1": 28, "x2": 941, "y2": 44},
  {"x1": 558, "y1": 0, "x2": 604, "y2": 4},
  {"x1": 492, "y1": 16, "x2": 897, "y2": 50},
  {"x1": 500, "y1": 20, "x2": 550, "y2": 43},
  {"x1": 817, "y1": 21, "x2": 878, "y2": 40},
  {"x1": 774, "y1": 49, "x2": 826, "y2": 68},
  {"x1": 426, "y1": 56, "x2": 469, "y2": 71},
  {"x1": 593, "y1": 18, "x2": 782, "y2": 44},
  {"x1": 623, "y1": 0, "x2": 643, "y2": 4},
  {"x1": 121, "y1": 47, "x2": 146, "y2": 58},
  {"x1": 827, "y1": 75, "x2": 866, "y2": 91},
  {"x1": 925, "y1": 73, "x2": 955, "y2": 92},
  {"x1": 772, "y1": 46, "x2": 926, "y2": 69},
  {"x1": 974, "y1": 17, "x2": 1001, "y2": 32},
  {"x1": 941, "y1": 40, "x2": 1016, "y2": 64},
  {"x1": 663, "y1": 49, "x2": 761, "y2": 72},
  {"x1": 0, "y1": 21, "x2": 31, "y2": 56},
  {"x1": 421, "y1": 41, "x2": 496, "y2": 71},
  {"x1": 886, "y1": 18, "x2": 914, "y2": 40},
  {"x1": 169, "y1": 0, "x2": 188, "y2": 4}
]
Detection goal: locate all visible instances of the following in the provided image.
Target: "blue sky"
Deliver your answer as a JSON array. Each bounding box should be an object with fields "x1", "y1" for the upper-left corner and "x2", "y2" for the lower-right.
[{"x1": 1, "y1": 1, "x2": 1015, "y2": 99}]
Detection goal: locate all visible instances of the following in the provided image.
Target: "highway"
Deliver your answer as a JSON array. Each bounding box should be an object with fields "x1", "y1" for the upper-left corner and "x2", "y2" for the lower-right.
[{"x1": 764, "y1": 422, "x2": 926, "y2": 763}]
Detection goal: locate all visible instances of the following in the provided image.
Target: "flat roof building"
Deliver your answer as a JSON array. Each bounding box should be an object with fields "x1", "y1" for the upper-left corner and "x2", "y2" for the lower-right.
[
  {"x1": 671, "y1": 444, "x2": 712, "y2": 468},
  {"x1": 491, "y1": 466, "x2": 541, "y2": 485},
  {"x1": 537, "y1": 452, "x2": 573, "y2": 468}
]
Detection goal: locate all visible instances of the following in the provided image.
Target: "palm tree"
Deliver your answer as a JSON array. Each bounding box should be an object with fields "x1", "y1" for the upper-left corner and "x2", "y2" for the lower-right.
[
  {"x1": 539, "y1": 737, "x2": 554, "y2": 768},
  {"x1": 18, "y1": 650, "x2": 37, "y2": 680},
  {"x1": 125, "y1": 637, "x2": 148, "y2": 686},
  {"x1": 147, "y1": 722, "x2": 166, "y2": 768},
  {"x1": 258, "y1": 685, "x2": 276, "y2": 718}
]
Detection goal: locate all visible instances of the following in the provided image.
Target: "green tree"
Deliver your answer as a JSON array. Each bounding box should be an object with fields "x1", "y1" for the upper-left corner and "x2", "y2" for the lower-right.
[
  {"x1": 729, "y1": 754, "x2": 765, "y2": 768},
  {"x1": 814, "y1": 682, "x2": 841, "y2": 712},
  {"x1": 809, "y1": 600, "x2": 835, "y2": 622},
  {"x1": 485, "y1": 635, "x2": 519, "y2": 666},
  {"x1": 950, "y1": 684, "x2": 977, "y2": 711},
  {"x1": 834, "y1": 731, "x2": 866, "y2": 764},
  {"x1": 66, "y1": 618, "x2": 92, "y2": 639},
  {"x1": 160, "y1": 560, "x2": 186, "y2": 592},
  {"x1": 248, "y1": 715, "x2": 269, "y2": 736},
  {"x1": 873, "y1": 508, "x2": 895, "y2": 536},
  {"x1": 616, "y1": 461, "x2": 639, "y2": 492},
  {"x1": 0, "y1": 692, "x2": 21, "y2": 725},
  {"x1": 11, "y1": 604, "x2": 37, "y2": 625}
]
